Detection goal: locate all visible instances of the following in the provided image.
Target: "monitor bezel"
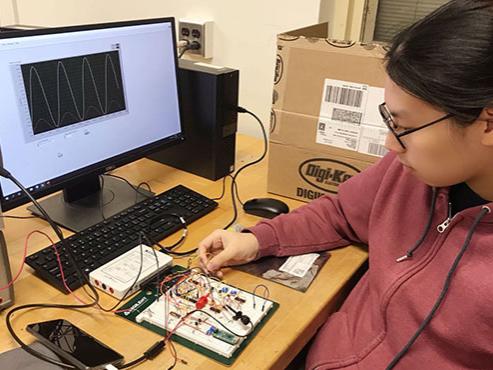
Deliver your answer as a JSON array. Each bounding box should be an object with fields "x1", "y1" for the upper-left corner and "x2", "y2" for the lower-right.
[{"x1": 0, "y1": 17, "x2": 184, "y2": 212}]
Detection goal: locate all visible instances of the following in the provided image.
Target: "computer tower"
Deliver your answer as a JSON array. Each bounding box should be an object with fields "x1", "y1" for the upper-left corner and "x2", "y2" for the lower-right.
[{"x1": 148, "y1": 59, "x2": 239, "y2": 180}]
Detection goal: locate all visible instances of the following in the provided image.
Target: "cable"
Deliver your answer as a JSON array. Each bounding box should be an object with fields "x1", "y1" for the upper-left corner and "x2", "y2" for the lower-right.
[
  {"x1": 0, "y1": 214, "x2": 37, "y2": 219},
  {"x1": 196, "y1": 308, "x2": 253, "y2": 337},
  {"x1": 178, "y1": 47, "x2": 190, "y2": 58},
  {"x1": 143, "y1": 233, "x2": 197, "y2": 257},
  {"x1": 118, "y1": 340, "x2": 165, "y2": 369},
  {"x1": 136, "y1": 181, "x2": 152, "y2": 193},
  {"x1": 0, "y1": 230, "x2": 34, "y2": 293},
  {"x1": 178, "y1": 41, "x2": 200, "y2": 58},
  {"x1": 139, "y1": 213, "x2": 190, "y2": 254},
  {"x1": 3, "y1": 172, "x2": 97, "y2": 293},
  {"x1": 232, "y1": 175, "x2": 244, "y2": 206},
  {"x1": 211, "y1": 175, "x2": 229, "y2": 201},
  {"x1": 98, "y1": 173, "x2": 152, "y2": 221},
  {"x1": 0, "y1": 167, "x2": 101, "y2": 368},
  {"x1": 0, "y1": 168, "x2": 164, "y2": 369},
  {"x1": 166, "y1": 340, "x2": 178, "y2": 370},
  {"x1": 5, "y1": 235, "x2": 160, "y2": 367},
  {"x1": 223, "y1": 107, "x2": 268, "y2": 229},
  {"x1": 211, "y1": 175, "x2": 243, "y2": 205},
  {"x1": 252, "y1": 284, "x2": 270, "y2": 311},
  {"x1": 102, "y1": 173, "x2": 153, "y2": 199},
  {"x1": 98, "y1": 175, "x2": 116, "y2": 221}
]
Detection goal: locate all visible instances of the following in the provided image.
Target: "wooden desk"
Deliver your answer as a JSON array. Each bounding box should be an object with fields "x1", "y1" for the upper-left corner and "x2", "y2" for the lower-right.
[{"x1": 0, "y1": 135, "x2": 368, "y2": 370}]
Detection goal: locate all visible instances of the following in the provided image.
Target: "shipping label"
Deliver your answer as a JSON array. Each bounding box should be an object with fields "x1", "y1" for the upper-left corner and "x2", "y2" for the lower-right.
[
  {"x1": 317, "y1": 79, "x2": 368, "y2": 151},
  {"x1": 317, "y1": 79, "x2": 388, "y2": 157}
]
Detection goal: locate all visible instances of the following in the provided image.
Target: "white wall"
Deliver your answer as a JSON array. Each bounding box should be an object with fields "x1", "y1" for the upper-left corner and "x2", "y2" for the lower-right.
[
  {"x1": 325, "y1": 0, "x2": 365, "y2": 40},
  {"x1": 1, "y1": 0, "x2": 327, "y2": 137}
]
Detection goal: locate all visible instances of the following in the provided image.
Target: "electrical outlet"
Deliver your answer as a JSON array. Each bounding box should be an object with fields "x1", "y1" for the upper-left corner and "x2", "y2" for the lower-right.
[{"x1": 178, "y1": 20, "x2": 213, "y2": 58}]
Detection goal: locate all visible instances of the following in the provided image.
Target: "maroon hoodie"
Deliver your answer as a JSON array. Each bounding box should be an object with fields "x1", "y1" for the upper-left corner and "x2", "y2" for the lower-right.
[{"x1": 249, "y1": 152, "x2": 493, "y2": 369}]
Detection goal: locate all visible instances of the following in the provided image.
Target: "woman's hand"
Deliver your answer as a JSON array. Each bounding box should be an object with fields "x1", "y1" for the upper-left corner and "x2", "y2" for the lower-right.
[{"x1": 198, "y1": 229, "x2": 260, "y2": 277}]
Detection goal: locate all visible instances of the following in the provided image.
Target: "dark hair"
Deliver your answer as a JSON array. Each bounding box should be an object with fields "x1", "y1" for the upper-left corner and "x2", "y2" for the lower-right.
[{"x1": 385, "y1": 0, "x2": 493, "y2": 125}]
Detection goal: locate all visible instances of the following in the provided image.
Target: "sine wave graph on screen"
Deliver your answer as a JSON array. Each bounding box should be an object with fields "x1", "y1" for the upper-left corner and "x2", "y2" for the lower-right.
[{"x1": 20, "y1": 50, "x2": 127, "y2": 135}]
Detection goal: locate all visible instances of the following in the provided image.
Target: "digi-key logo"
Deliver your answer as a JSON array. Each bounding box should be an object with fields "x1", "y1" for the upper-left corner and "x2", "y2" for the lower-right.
[{"x1": 298, "y1": 158, "x2": 360, "y2": 193}]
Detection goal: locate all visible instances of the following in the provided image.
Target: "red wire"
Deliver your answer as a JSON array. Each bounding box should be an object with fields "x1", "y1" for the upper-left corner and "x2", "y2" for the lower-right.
[
  {"x1": 0, "y1": 229, "x2": 130, "y2": 313},
  {"x1": 0, "y1": 229, "x2": 30, "y2": 292},
  {"x1": 0, "y1": 230, "x2": 90, "y2": 304}
]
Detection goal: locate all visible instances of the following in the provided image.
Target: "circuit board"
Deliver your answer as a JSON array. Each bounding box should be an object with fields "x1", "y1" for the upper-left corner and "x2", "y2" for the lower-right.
[{"x1": 116, "y1": 266, "x2": 278, "y2": 365}]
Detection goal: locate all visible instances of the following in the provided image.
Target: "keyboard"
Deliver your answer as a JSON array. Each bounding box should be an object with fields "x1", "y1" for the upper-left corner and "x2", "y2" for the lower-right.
[{"x1": 25, "y1": 185, "x2": 218, "y2": 293}]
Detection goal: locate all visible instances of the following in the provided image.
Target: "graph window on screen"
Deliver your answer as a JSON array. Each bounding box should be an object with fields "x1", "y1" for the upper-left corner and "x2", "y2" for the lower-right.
[
  {"x1": 19, "y1": 48, "x2": 128, "y2": 140},
  {"x1": 0, "y1": 19, "x2": 183, "y2": 231}
]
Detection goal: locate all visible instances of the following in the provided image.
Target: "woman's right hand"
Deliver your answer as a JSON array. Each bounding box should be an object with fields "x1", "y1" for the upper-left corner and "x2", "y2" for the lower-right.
[{"x1": 198, "y1": 229, "x2": 260, "y2": 277}]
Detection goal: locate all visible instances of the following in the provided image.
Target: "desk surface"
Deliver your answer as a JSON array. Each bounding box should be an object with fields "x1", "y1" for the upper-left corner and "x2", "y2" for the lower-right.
[{"x1": 0, "y1": 135, "x2": 368, "y2": 370}]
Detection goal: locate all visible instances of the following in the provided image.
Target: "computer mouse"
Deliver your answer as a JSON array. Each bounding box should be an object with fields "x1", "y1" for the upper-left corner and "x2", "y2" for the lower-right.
[{"x1": 243, "y1": 198, "x2": 290, "y2": 219}]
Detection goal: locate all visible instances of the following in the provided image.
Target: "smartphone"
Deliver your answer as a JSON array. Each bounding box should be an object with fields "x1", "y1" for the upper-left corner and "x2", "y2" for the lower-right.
[{"x1": 26, "y1": 319, "x2": 124, "y2": 370}]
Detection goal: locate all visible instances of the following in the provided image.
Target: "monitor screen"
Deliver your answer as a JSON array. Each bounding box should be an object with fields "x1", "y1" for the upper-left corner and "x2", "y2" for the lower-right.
[{"x1": 0, "y1": 18, "x2": 183, "y2": 214}]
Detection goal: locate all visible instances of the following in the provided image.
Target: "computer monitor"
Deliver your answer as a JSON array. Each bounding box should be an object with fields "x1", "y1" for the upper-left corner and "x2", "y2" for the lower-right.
[{"x1": 0, "y1": 18, "x2": 184, "y2": 231}]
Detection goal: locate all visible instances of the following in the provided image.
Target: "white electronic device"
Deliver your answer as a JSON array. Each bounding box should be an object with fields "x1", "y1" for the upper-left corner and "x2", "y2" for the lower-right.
[{"x1": 89, "y1": 244, "x2": 172, "y2": 299}]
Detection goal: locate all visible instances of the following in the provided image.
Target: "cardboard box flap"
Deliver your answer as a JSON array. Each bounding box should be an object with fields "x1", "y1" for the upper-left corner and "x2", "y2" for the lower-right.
[
  {"x1": 274, "y1": 46, "x2": 386, "y2": 116},
  {"x1": 280, "y1": 23, "x2": 329, "y2": 39}
]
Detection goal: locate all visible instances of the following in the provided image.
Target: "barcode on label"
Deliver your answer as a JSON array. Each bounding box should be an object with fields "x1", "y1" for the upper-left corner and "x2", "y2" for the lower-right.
[
  {"x1": 324, "y1": 86, "x2": 363, "y2": 107},
  {"x1": 332, "y1": 108, "x2": 362, "y2": 124},
  {"x1": 367, "y1": 143, "x2": 388, "y2": 157}
]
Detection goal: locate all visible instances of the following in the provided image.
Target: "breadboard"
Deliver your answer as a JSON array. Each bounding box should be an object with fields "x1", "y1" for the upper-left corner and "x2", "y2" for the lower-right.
[{"x1": 115, "y1": 266, "x2": 278, "y2": 365}]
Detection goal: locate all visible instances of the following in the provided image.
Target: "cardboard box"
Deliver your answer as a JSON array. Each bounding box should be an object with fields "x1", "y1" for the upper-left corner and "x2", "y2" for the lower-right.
[{"x1": 268, "y1": 23, "x2": 388, "y2": 202}]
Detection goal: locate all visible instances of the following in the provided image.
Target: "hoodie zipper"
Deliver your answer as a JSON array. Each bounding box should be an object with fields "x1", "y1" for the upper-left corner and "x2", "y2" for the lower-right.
[{"x1": 437, "y1": 201, "x2": 455, "y2": 233}]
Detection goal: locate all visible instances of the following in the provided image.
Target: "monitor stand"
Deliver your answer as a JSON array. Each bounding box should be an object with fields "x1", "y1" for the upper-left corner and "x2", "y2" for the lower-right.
[{"x1": 28, "y1": 175, "x2": 154, "y2": 233}]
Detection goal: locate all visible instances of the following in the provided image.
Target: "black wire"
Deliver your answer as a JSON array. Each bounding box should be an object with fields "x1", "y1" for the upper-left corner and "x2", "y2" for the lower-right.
[
  {"x1": 134, "y1": 182, "x2": 152, "y2": 204},
  {"x1": 211, "y1": 175, "x2": 229, "y2": 201},
  {"x1": 144, "y1": 234, "x2": 196, "y2": 257},
  {"x1": 231, "y1": 175, "x2": 244, "y2": 206},
  {"x1": 252, "y1": 284, "x2": 270, "y2": 310},
  {"x1": 139, "y1": 212, "x2": 189, "y2": 252},
  {"x1": 7, "y1": 305, "x2": 80, "y2": 368},
  {"x1": 99, "y1": 175, "x2": 107, "y2": 221},
  {"x1": 0, "y1": 214, "x2": 37, "y2": 219},
  {"x1": 178, "y1": 45, "x2": 191, "y2": 58},
  {"x1": 154, "y1": 215, "x2": 188, "y2": 250},
  {"x1": 0, "y1": 167, "x2": 101, "y2": 368},
  {"x1": 194, "y1": 309, "x2": 254, "y2": 338},
  {"x1": 397, "y1": 187, "x2": 438, "y2": 261},
  {"x1": 0, "y1": 168, "x2": 159, "y2": 370},
  {"x1": 0, "y1": 170, "x2": 96, "y2": 293},
  {"x1": 166, "y1": 340, "x2": 178, "y2": 370},
  {"x1": 102, "y1": 173, "x2": 153, "y2": 199},
  {"x1": 118, "y1": 355, "x2": 146, "y2": 369},
  {"x1": 136, "y1": 181, "x2": 152, "y2": 193},
  {"x1": 211, "y1": 175, "x2": 243, "y2": 205},
  {"x1": 386, "y1": 206, "x2": 490, "y2": 369},
  {"x1": 223, "y1": 107, "x2": 268, "y2": 229}
]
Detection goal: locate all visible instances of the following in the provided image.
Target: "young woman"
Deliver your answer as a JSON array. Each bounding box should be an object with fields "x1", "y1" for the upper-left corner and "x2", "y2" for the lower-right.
[{"x1": 198, "y1": 1, "x2": 493, "y2": 368}]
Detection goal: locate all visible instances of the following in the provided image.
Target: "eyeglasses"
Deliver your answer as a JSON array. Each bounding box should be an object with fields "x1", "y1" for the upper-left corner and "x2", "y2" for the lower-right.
[{"x1": 378, "y1": 102, "x2": 454, "y2": 149}]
